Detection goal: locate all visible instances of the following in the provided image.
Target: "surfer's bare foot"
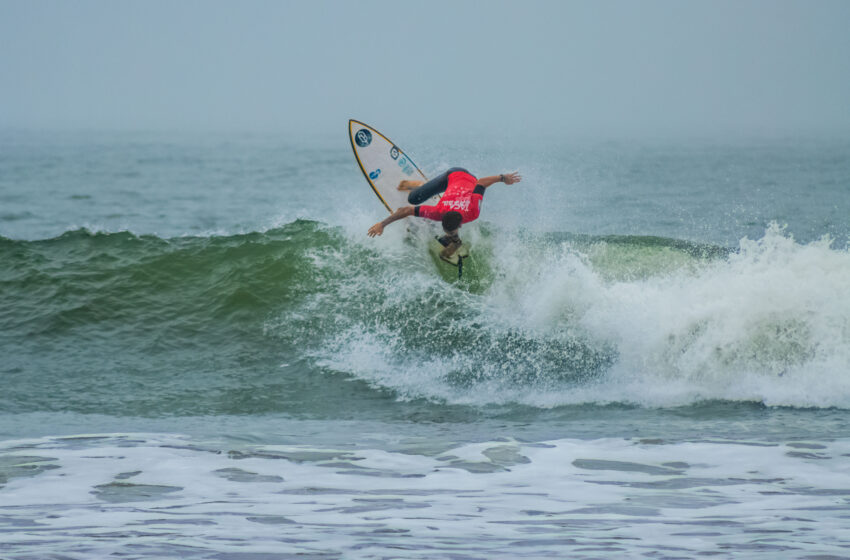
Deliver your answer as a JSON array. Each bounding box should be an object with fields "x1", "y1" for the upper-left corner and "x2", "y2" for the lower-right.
[{"x1": 397, "y1": 180, "x2": 423, "y2": 191}]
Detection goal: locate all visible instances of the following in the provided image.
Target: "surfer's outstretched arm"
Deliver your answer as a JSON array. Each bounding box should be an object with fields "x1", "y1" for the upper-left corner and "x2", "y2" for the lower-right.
[
  {"x1": 367, "y1": 205, "x2": 415, "y2": 237},
  {"x1": 476, "y1": 171, "x2": 522, "y2": 189}
]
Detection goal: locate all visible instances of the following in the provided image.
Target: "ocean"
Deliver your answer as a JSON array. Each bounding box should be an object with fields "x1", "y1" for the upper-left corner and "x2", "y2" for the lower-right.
[{"x1": 1, "y1": 128, "x2": 849, "y2": 559}]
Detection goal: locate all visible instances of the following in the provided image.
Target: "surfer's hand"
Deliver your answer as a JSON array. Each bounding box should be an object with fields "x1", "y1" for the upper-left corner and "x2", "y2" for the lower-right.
[
  {"x1": 367, "y1": 222, "x2": 384, "y2": 237},
  {"x1": 503, "y1": 171, "x2": 522, "y2": 185},
  {"x1": 367, "y1": 207, "x2": 413, "y2": 237}
]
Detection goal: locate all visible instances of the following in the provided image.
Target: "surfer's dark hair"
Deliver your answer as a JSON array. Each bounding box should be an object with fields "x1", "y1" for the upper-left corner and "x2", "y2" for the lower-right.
[{"x1": 442, "y1": 211, "x2": 462, "y2": 232}]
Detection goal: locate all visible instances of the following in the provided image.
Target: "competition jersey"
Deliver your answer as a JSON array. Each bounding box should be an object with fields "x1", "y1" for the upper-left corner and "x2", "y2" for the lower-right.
[{"x1": 415, "y1": 170, "x2": 485, "y2": 223}]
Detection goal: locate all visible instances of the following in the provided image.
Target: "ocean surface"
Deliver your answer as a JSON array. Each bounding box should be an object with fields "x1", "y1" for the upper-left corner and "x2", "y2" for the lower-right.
[{"x1": 1, "y1": 128, "x2": 849, "y2": 559}]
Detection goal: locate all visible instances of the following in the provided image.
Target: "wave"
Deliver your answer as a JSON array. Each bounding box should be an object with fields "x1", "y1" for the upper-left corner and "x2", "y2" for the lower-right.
[
  {"x1": 0, "y1": 222, "x2": 339, "y2": 340},
  {"x1": 2, "y1": 222, "x2": 849, "y2": 411}
]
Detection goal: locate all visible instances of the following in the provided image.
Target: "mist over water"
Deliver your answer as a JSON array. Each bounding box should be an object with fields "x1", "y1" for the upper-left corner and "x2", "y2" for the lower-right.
[{"x1": 3, "y1": 1, "x2": 850, "y2": 136}]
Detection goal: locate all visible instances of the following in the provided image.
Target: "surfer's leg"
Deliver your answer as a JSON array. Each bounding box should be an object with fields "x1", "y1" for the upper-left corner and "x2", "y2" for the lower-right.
[
  {"x1": 407, "y1": 171, "x2": 448, "y2": 204},
  {"x1": 407, "y1": 167, "x2": 467, "y2": 204}
]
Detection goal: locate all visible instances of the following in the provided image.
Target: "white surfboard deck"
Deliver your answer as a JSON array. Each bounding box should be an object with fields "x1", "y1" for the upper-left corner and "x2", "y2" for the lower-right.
[{"x1": 348, "y1": 119, "x2": 439, "y2": 212}]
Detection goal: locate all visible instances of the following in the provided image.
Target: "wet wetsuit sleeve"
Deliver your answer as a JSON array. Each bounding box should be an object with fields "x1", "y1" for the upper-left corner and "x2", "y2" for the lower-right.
[{"x1": 473, "y1": 185, "x2": 486, "y2": 196}]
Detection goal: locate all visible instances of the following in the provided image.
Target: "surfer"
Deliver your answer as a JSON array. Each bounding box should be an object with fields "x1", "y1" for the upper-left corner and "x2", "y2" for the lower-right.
[{"x1": 366, "y1": 167, "x2": 521, "y2": 258}]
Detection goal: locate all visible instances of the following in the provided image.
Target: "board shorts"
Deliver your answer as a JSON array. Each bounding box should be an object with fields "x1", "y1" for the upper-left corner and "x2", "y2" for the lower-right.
[{"x1": 411, "y1": 167, "x2": 486, "y2": 224}]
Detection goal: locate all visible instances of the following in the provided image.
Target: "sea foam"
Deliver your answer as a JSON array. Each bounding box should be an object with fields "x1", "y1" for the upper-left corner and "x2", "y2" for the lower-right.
[{"x1": 316, "y1": 224, "x2": 850, "y2": 409}]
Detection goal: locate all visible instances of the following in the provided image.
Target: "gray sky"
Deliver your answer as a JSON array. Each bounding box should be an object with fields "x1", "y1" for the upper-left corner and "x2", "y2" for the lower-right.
[{"x1": 2, "y1": 0, "x2": 849, "y2": 136}]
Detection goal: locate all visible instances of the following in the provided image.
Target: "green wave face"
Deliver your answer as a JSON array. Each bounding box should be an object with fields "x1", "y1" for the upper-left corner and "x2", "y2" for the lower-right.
[{"x1": 1, "y1": 221, "x2": 347, "y2": 416}]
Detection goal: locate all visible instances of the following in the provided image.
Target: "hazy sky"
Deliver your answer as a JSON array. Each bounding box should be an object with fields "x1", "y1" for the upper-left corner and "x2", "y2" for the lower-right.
[{"x1": 2, "y1": 0, "x2": 849, "y2": 136}]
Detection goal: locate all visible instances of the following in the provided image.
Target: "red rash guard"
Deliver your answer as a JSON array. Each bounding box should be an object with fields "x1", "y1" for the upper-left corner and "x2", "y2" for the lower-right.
[{"x1": 415, "y1": 170, "x2": 484, "y2": 223}]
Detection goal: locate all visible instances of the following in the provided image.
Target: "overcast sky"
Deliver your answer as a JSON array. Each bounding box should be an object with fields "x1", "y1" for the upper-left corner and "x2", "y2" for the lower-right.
[{"x1": 2, "y1": 0, "x2": 849, "y2": 137}]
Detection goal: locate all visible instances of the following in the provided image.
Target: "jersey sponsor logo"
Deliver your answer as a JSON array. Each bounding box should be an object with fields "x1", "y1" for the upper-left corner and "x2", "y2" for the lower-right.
[
  {"x1": 355, "y1": 129, "x2": 372, "y2": 147},
  {"x1": 441, "y1": 198, "x2": 471, "y2": 211},
  {"x1": 369, "y1": 168, "x2": 381, "y2": 180}
]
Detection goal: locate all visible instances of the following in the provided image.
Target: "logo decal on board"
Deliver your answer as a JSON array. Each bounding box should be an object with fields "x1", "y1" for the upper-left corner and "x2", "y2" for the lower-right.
[
  {"x1": 397, "y1": 156, "x2": 414, "y2": 176},
  {"x1": 369, "y1": 169, "x2": 381, "y2": 180},
  {"x1": 355, "y1": 129, "x2": 372, "y2": 147},
  {"x1": 390, "y1": 146, "x2": 399, "y2": 160}
]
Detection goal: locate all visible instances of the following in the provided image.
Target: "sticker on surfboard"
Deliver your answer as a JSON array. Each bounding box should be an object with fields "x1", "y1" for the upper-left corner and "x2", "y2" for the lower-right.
[{"x1": 348, "y1": 119, "x2": 438, "y2": 212}]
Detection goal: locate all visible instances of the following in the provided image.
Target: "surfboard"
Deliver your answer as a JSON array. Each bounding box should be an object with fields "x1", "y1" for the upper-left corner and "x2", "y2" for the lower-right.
[
  {"x1": 349, "y1": 119, "x2": 471, "y2": 278},
  {"x1": 348, "y1": 119, "x2": 437, "y2": 212}
]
